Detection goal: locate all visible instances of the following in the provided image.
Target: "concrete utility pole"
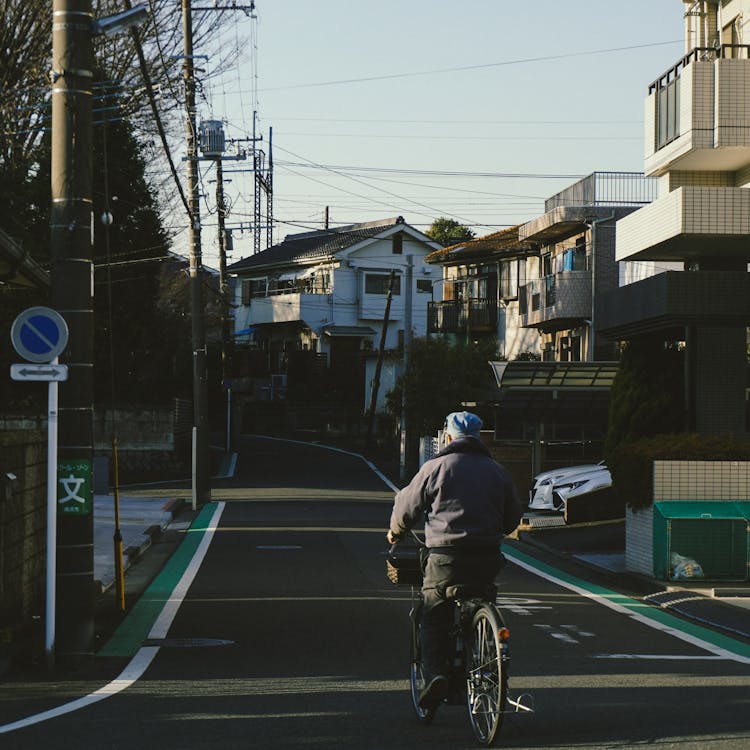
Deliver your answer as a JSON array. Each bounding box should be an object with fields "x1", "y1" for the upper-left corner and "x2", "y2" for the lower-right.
[
  {"x1": 399, "y1": 255, "x2": 414, "y2": 481},
  {"x1": 50, "y1": 0, "x2": 96, "y2": 663},
  {"x1": 182, "y1": 0, "x2": 211, "y2": 503},
  {"x1": 215, "y1": 157, "x2": 233, "y2": 451}
]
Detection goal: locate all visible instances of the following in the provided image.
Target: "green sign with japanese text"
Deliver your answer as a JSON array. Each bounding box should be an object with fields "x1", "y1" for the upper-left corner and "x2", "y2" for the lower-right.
[{"x1": 57, "y1": 459, "x2": 92, "y2": 515}]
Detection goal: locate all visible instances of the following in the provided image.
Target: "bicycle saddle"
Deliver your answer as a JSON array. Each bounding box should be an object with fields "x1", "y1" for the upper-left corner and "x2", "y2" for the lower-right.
[{"x1": 443, "y1": 583, "x2": 497, "y2": 601}]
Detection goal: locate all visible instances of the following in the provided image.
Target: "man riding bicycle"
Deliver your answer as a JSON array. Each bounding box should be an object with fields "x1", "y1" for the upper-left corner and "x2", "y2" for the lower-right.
[{"x1": 387, "y1": 411, "x2": 522, "y2": 711}]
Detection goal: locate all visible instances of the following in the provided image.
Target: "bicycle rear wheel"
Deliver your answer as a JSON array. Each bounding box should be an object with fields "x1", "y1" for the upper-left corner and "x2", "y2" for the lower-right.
[{"x1": 465, "y1": 603, "x2": 508, "y2": 745}]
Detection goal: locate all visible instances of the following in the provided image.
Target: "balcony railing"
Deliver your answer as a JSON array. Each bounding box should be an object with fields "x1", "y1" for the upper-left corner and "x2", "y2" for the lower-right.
[
  {"x1": 648, "y1": 44, "x2": 750, "y2": 94},
  {"x1": 544, "y1": 172, "x2": 658, "y2": 211},
  {"x1": 427, "y1": 298, "x2": 497, "y2": 334}
]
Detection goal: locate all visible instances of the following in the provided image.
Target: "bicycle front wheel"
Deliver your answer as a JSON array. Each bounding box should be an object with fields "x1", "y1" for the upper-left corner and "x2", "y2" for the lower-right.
[{"x1": 465, "y1": 604, "x2": 508, "y2": 745}]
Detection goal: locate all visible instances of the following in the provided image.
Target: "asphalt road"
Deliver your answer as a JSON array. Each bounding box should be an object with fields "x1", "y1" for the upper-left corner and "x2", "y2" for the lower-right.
[{"x1": 1, "y1": 436, "x2": 749, "y2": 749}]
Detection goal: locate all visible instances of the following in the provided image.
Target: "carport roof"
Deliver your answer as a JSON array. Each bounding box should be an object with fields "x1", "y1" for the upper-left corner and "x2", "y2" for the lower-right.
[
  {"x1": 489, "y1": 361, "x2": 619, "y2": 391},
  {"x1": 488, "y1": 361, "x2": 618, "y2": 425}
]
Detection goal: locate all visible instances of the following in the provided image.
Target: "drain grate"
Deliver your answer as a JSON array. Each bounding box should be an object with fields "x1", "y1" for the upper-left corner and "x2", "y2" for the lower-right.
[{"x1": 143, "y1": 637, "x2": 235, "y2": 648}]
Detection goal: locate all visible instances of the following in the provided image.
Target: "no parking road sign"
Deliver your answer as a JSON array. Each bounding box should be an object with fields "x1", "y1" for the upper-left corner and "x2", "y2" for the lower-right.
[
  {"x1": 10, "y1": 306, "x2": 69, "y2": 363},
  {"x1": 9, "y1": 306, "x2": 71, "y2": 663}
]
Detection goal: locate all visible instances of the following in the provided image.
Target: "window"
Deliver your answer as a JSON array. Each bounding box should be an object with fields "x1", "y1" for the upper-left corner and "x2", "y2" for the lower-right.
[
  {"x1": 416, "y1": 279, "x2": 432, "y2": 293},
  {"x1": 542, "y1": 254, "x2": 552, "y2": 277},
  {"x1": 365, "y1": 273, "x2": 400, "y2": 295},
  {"x1": 242, "y1": 277, "x2": 267, "y2": 303},
  {"x1": 656, "y1": 75, "x2": 680, "y2": 149},
  {"x1": 561, "y1": 245, "x2": 587, "y2": 272},
  {"x1": 392, "y1": 233, "x2": 403, "y2": 254},
  {"x1": 519, "y1": 289, "x2": 528, "y2": 316},
  {"x1": 499, "y1": 259, "x2": 519, "y2": 299},
  {"x1": 559, "y1": 335, "x2": 581, "y2": 362},
  {"x1": 722, "y1": 17, "x2": 740, "y2": 56}
]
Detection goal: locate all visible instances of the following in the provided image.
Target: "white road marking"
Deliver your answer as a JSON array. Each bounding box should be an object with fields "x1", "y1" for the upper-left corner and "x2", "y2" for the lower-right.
[
  {"x1": 496, "y1": 595, "x2": 553, "y2": 616},
  {"x1": 560, "y1": 624, "x2": 596, "y2": 638},
  {"x1": 0, "y1": 502, "x2": 227, "y2": 735},
  {"x1": 533, "y1": 624, "x2": 579, "y2": 644},
  {"x1": 504, "y1": 547, "x2": 750, "y2": 665}
]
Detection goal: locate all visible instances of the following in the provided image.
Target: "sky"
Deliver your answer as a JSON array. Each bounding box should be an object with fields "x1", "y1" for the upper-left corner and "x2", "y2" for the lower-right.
[{"x1": 187, "y1": 0, "x2": 687, "y2": 268}]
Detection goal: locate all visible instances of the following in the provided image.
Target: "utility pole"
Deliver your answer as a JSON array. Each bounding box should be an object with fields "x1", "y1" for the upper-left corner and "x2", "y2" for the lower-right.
[
  {"x1": 399, "y1": 256, "x2": 414, "y2": 481},
  {"x1": 182, "y1": 0, "x2": 211, "y2": 503},
  {"x1": 50, "y1": 0, "x2": 96, "y2": 664},
  {"x1": 215, "y1": 157, "x2": 232, "y2": 451},
  {"x1": 366, "y1": 270, "x2": 395, "y2": 452}
]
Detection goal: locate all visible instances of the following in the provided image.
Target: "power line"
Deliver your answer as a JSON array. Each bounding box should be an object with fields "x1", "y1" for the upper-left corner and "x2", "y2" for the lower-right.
[
  {"x1": 276, "y1": 132, "x2": 641, "y2": 142},
  {"x1": 268, "y1": 116, "x2": 644, "y2": 126},
  {"x1": 275, "y1": 160, "x2": 585, "y2": 180},
  {"x1": 274, "y1": 144, "x2": 482, "y2": 226},
  {"x1": 256, "y1": 39, "x2": 682, "y2": 92}
]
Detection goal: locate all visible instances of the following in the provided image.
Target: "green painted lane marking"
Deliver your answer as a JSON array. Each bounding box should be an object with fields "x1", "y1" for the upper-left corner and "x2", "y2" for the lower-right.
[
  {"x1": 504, "y1": 545, "x2": 750, "y2": 663},
  {"x1": 98, "y1": 503, "x2": 220, "y2": 658}
]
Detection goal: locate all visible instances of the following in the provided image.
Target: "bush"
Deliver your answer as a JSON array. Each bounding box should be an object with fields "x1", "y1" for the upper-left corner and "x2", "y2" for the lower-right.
[
  {"x1": 610, "y1": 433, "x2": 750, "y2": 510},
  {"x1": 604, "y1": 338, "x2": 684, "y2": 459}
]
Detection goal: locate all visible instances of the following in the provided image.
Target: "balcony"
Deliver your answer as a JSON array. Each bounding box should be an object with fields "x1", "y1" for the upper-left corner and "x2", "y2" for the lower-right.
[
  {"x1": 241, "y1": 292, "x2": 325, "y2": 329},
  {"x1": 519, "y1": 271, "x2": 592, "y2": 331},
  {"x1": 599, "y1": 271, "x2": 750, "y2": 339},
  {"x1": 645, "y1": 45, "x2": 750, "y2": 175},
  {"x1": 544, "y1": 172, "x2": 657, "y2": 211},
  {"x1": 616, "y1": 186, "x2": 750, "y2": 262},
  {"x1": 427, "y1": 298, "x2": 497, "y2": 335}
]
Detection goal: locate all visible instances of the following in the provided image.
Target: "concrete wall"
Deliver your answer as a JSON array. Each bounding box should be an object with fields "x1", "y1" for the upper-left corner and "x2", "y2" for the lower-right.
[{"x1": 93, "y1": 406, "x2": 176, "y2": 451}]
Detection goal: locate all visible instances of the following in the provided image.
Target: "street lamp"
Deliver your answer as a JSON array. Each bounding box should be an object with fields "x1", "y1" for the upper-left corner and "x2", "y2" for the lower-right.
[{"x1": 93, "y1": 4, "x2": 149, "y2": 36}]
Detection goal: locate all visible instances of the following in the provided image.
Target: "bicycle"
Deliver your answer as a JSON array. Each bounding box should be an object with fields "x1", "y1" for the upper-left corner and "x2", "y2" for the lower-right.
[{"x1": 387, "y1": 532, "x2": 532, "y2": 746}]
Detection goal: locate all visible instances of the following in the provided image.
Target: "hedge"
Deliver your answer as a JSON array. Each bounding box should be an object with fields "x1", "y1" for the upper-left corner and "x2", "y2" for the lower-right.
[{"x1": 610, "y1": 432, "x2": 750, "y2": 510}]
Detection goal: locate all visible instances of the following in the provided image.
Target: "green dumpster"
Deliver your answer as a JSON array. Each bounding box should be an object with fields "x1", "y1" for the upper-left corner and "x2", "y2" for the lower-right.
[{"x1": 653, "y1": 501, "x2": 749, "y2": 582}]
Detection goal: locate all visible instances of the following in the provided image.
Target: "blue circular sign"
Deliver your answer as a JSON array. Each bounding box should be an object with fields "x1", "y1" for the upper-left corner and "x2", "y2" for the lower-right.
[{"x1": 10, "y1": 307, "x2": 69, "y2": 363}]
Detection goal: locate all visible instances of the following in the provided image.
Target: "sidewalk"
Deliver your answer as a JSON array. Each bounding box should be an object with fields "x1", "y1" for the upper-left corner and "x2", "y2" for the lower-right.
[
  {"x1": 93, "y1": 494, "x2": 184, "y2": 593},
  {"x1": 516, "y1": 517, "x2": 750, "y2": 641}
]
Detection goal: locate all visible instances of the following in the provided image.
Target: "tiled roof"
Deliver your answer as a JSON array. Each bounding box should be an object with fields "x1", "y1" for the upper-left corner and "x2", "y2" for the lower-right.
[
  {"x1": 227, "y1": 217, "x2": 406, "y2": 273},
  {"x1": 424, "y1": 225, "x2": 535, "y2": 265}
]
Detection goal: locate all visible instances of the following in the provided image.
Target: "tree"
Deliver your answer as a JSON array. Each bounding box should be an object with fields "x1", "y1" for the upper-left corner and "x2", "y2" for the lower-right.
[
  {"x1": 426, "y1": 217, "x2": 476, "y2": 247},
  {"x1": 604, "y1": 337, "x2": 685, "y2": 460},
  {"x1": 92, "y1": 114, "x2": 176, "y2": 405},
  {"x1": 386, "y1": 337, "x2": 499, "y2": 456},
  {"x1": 0, "y1": 1, "x2": 242, "y2": 409},
  {"x1": 0, "y1": 0, "x2": 241, "y2": 252}
]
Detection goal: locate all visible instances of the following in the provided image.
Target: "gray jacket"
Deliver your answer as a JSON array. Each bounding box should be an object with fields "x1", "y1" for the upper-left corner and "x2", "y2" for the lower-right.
[{"x1": 389, "y1": 436, "x2": 522, "y2": 549}]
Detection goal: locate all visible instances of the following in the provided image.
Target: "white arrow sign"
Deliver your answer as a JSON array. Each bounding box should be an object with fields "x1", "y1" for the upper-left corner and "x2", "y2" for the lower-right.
[{"x1": 10, "y1": 363, "x2": 69, "y2": 382}]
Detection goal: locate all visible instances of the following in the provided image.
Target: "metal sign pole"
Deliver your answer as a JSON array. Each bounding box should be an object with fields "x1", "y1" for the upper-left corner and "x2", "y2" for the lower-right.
[{"x1": 45, "y1": 357, "x2": 59, "y2": 669}]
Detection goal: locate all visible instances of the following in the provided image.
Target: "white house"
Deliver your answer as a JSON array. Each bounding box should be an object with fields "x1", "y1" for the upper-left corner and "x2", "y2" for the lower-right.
[{"x1": 227, "y1": 216, "x2": 442, "y2": 408}]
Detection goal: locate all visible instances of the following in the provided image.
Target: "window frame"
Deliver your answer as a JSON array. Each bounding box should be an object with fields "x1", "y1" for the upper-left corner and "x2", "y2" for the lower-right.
[{"x1": 365, "y1": 273, "x2": 401, "y2": 295}]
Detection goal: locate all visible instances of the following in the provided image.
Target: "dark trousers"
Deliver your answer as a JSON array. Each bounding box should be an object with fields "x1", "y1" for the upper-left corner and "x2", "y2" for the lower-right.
[{"x1": 420, "y1": 549, "x2": 504, "y2": 681}]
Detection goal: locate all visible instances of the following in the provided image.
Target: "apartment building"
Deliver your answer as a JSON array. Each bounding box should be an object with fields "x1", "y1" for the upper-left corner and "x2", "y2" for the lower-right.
[
  {"x1": 599, "y1": 0, "x2": 750, "y2": 436},
  {"x1": 426, "y1": 173, "x2": 656, "y2": 363}
]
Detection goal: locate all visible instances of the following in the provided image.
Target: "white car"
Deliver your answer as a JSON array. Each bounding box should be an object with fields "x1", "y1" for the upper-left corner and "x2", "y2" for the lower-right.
[{"x1": 528, "y1": 462, "x2": 612, "y2": 512}]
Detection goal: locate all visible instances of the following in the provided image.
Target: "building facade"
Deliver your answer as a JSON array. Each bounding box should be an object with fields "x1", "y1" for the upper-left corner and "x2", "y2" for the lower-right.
[
  {"x1": 600, "y1": 0, "x2": 750, "y2": 437},
  {"x1": 427, "y1": 172, "x2": 657, "y2": 363},
  {"x1": 227, "y1": 217, "x2": 441, "y2": 406}
]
